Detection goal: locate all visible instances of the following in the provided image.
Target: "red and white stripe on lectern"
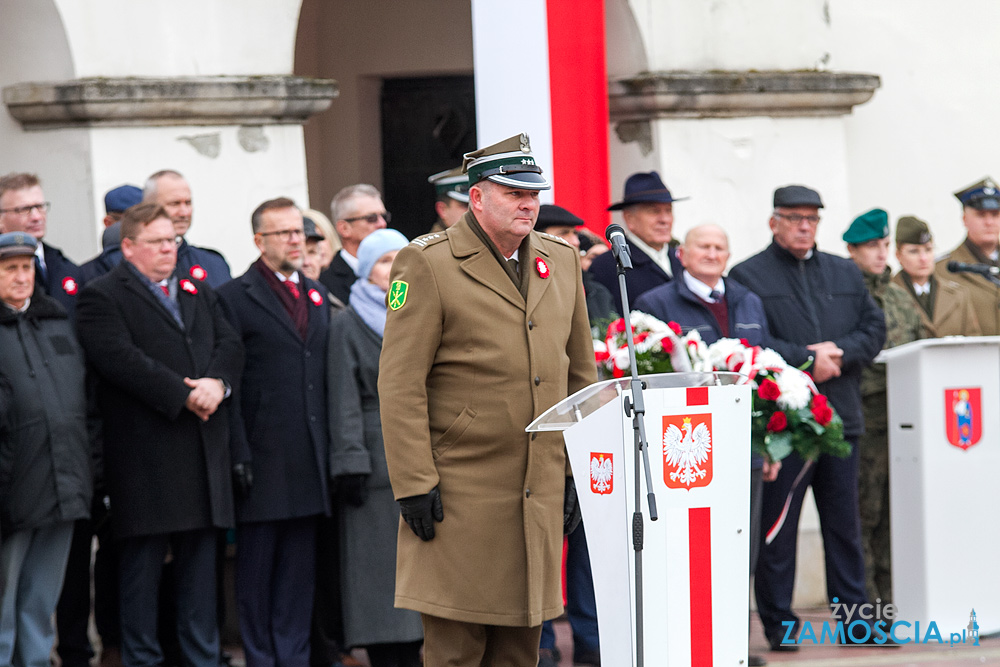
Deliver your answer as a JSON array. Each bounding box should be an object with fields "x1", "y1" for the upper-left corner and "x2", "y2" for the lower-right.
[
  {"x1": 470, "y1": 0, "x2": 610, "y2": 236},
  {"x1": 683, "y1": 386, "x2": 714, "y2": 666}
]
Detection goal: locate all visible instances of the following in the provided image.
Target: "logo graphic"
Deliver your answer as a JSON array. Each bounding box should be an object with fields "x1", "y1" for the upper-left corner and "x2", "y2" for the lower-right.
[
  {"x1": 945, "y1": 387, "x2": 981, "y2": 450},
  {"x1": 308, "y1": 289, "x2": 323, "y2": 306},
  {"x1": 388, "y1": 280, "x2": 408, "y2": 310},
  {"x1": 179, "y1": 279, "x2": 197, "y2": 295},
  {"x1": 663, "y1": 414, "x2": 713, "y2": 489},
  {"x1": 589, "y1": 453, "x2": 613, "y2": 494},
  {"x1": 61, "y1": 276, "x2": 78, "y2": 295},
  {"x1": 535, "y1": 257, "x2": 549, "y2": 279},
  {"x1": 189, "y1": 265, "x2": 207, "y2": 281}
]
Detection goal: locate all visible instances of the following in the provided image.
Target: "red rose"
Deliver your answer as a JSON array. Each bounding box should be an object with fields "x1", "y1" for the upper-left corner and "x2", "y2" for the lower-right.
[
  {"x1": 661, "y1": 337, "x2": 675, "y2": 354},
  {"x1": 812, "y1": 394, "x2": 828, "y2": 409},
  {"x1": 758, "y1": 378, "x2": 781, "y2": 401},
  {"x1": 767, "y1": 411, "x2": 788, "y2": 432},
  {"x1": 812, "y1": 405, "x2": 834, "y2": 426},
  {"x1": 668, "y1": 321, "x2": 682, "y2": 335},
  {"x1": 615, "y1": 319, "x2": 626, "y2": 333}
]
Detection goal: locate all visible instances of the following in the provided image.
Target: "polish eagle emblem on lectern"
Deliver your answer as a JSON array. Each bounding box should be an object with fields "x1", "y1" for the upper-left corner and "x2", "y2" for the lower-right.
[
  {"x1": 590, "y1": 453, "x2": 613, "y2": 495},
  {"x1": 663, "y1": 414, "x2": 713, "y2": 489}
]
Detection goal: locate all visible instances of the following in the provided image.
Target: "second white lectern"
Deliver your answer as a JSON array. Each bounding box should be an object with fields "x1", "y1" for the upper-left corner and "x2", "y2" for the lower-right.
[{"x1": 528, "y1": 372, "x2": 752, "y2": 667}]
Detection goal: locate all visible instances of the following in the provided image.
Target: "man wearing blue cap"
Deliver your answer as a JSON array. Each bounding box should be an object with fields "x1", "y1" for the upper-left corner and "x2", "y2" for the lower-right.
[
  {"x1": 935, "y1": 177, "x2": 1000, "y2": 335},
  {"x1": 843, "y1": 209, "x2": 924, "y2": 606},
  {"x1": 379, "y1": 133, "x2": 595, "y2": 666},
  {"x1": 79, "y1": 184, "x2": 144, "y2": 285},
  {"x1": 0, "y1": 173, "x2": 82, "y2": 317},
  {"x1": 589, "y1": 171, "x2": 685, "y2": 313},
  {"x1": 729, "y1": 185, "x2": 885, "y2": 652}
]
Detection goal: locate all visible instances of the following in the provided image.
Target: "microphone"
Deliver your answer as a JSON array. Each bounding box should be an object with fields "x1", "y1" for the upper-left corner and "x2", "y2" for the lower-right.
[
  {"x1": 947, "y1": 261, "x2": 1000, "y2": 277},
  {"x1": 605, "y1": 223, "x2": 633, "y2": 269}
]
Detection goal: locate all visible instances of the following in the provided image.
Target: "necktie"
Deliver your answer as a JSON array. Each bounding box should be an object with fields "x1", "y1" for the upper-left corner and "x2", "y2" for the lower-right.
[
  {"x1": 160, "y1": 284, "x2": 170, "y2": 297},
  {"x1": 34, "y1": 255, "x2": 47, "y2": 283},
  {"x1": 709, "y1": 290, "x2": 723, "y2": 302},
  {"x1": 507, "y1": 258, "x2": 519, "y2": 276},
  {"x1": 284, "y1": 281, "x2": 300, "y2": 300}
]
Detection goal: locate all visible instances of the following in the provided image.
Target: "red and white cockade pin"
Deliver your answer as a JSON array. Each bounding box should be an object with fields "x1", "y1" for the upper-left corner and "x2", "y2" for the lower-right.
[
  {"x1": 535, "y1": 257, "x2": 550, "y2": 279},
  {"x1": 61, "y1": 276, "x2": 78, "y2": 295},
  {"x1": 179, "y1": 279, "x2": 198, "y2": 295},
  {"x1": 308, "y1": 289, "x2": 323, "y2": 306},
  {"x1": 189, "y1": 265, "x2": 207, "y2": 281}
]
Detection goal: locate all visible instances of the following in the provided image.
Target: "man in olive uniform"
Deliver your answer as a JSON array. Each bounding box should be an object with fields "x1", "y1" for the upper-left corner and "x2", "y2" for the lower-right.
[
  {"x1": 894, "y1": 216, "x2": 980, "y2": 337},
  {"x1": 427, "y1": 166, "x2": 469, "y2": 233},
  {"x1": 379, "y1": 134, "x2": 595, "y2": 666},
  {"x1": 844, "y1": 208, "x2": 925, "y2": 605},
  {"x1": 935, "y1": 177, "x2": 1000, "y2": 335}
]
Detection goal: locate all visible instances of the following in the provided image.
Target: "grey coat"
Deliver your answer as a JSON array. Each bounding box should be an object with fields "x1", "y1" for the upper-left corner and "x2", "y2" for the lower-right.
[
  {"x1": 328, "y1": 307, "x2": 422, "y2": 647},
  {"x1": 0, "y1": 295, "x2": 91, "y2": 535}
]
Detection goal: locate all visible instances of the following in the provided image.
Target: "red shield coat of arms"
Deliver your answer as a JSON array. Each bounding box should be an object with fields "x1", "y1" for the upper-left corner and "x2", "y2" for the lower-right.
[
  {"x1": 662, "y1": 414, "x2": 713, "y2": 489},
  {"x1": 590, "y1": 452, "x2": 613, "y2": 494},
  {"x1": 945, "y1": 387, "x2": 981, "y2": 450}
]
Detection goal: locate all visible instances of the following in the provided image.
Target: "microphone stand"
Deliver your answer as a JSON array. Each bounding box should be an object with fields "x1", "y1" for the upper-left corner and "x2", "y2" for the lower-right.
[{"x1": 615, "y1": 251, "x2": 658, "y2": 667}]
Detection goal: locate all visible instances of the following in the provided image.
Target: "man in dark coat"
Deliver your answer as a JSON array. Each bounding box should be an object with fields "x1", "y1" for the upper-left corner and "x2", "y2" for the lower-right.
[
  {"x1": 143, "y1": 170, "x2": 231, "y2": 287},
  {"x1": 0, "y1": 231, "x2": 92, "y2": 667},
  {"x1": 76, "y1": 203, "x2": 243, "y2": 667},
  {"x1": 0, "y1": 173, "x2": 82, "y2": 317},
  {"x1": 79, "y1": 184, "x2": 144, "y2": 286},
  {"x1": 217, "y1": 198, "x2": 332, "y2": 667},
  {"x1": 728, "y1": 185, "x2": 885, "y2": 652},
  {"x1": 319, "y1": 184, "x2": 389, "y2": 304},
  {"x1": 589, "y1": 171, "x2": 685, "y2": 314}
]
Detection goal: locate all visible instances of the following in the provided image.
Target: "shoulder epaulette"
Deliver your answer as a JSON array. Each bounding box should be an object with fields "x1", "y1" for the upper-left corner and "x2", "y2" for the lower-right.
[
  {"x1": 538, "y1": 231, "x2": 573, "y2": 247},
  {"x1": 409, "y1": 232, "x2": 448, "y2": 249}
]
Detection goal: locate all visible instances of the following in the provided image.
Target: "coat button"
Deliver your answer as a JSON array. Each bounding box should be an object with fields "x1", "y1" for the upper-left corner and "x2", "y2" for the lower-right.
[
  {"x1": 305, "y1": 351, "x2": 311, "y2": 358},
  {"x1": 308, "y1": 383, "x2": 314, "y2": 390},
  {"x1": 528, "y1": 320, "x2": 534, "y2": 330},
  {"x1": 310, "y1": 415, "x2": 316, "y2": 422},
  {"x1": 534, "y1": 376, "x2": 541, "y2": 386},
  {"x1": 525, "y1": 489, "x2": 531, "y2": 498}
]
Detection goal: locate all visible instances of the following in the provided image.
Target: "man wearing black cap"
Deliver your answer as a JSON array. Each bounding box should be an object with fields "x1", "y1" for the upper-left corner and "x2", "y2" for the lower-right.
[
  {"x1": 427, "y1": 166, "x2": 470, "y2": 233},
  {"x1": 589, "y1": 171, "x2": 685, "y2": 313},
  {"x1": 935, "y1": 177, "x2": 1000, "y2": 335},
  {"x1": 729, "y1": 185, "x2": 885, "y2": 651},
  {"x1": 379, "y1": 133, "x2": 595, "y2": 666}
]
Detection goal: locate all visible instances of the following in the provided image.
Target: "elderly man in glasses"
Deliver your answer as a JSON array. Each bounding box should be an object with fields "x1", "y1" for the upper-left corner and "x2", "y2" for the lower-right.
[
  {"x1": 0, "y1": 172, "x2": 82, "y2": 317},
  {"x1": 319, "y1": 184, "x2": 391, "y2": 304},
  {"x1": 729, "y1": 185, "x2": 886, "y2": 653}
]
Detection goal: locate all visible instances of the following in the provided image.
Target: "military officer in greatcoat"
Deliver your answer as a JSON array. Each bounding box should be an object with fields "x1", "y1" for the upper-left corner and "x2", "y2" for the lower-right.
[
  {"x1": 427, "y1": 166, "x2": 470, "y2": 233},
  {"x1": 378, "y1": 134, "x2": 595, "y2": 666},
  {"x1": 935, "y1": 177, "x2": 1000, "y2": 335}
]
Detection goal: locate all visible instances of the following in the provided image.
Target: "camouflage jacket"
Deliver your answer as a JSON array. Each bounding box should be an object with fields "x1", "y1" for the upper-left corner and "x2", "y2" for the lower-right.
[{"x1": 861, "y1": 267, "x2": 926, "y2": 397}]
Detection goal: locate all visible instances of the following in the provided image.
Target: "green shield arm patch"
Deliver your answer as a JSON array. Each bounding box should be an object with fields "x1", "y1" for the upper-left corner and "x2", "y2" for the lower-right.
[{"x1": 388, "y1": 280, "x2": 409, "y2": 310}]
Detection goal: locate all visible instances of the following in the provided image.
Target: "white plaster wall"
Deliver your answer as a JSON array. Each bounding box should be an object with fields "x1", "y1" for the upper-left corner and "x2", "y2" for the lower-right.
[
  {"x1": 54, "y1": 0, "x2": 301, "y2": 77},
  {"x1": 87, "y1": 125, "x2": 310, "y2": 272}
]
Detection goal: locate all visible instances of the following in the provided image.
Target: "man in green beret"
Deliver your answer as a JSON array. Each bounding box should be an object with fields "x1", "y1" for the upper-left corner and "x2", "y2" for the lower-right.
[
  {"x1": 935, "y1": 177, "x2": 1000, "y2": 335},
  {"x1": 893, "y1": 216, "x2": 980, "y2": 336},
  {"x1": 843, "y1": 208, "x2": 925, "y2": 606}
]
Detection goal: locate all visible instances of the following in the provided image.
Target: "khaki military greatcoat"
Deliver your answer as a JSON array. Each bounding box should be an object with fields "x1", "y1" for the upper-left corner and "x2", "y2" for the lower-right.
[
  {"x1": 378, "y1": 212, "x2": 595, "y2": 627},
  {"x1": 935, "y1": 240, "x2": 1000, "y2": 335},
  {"x1": 892, "y1": 272, "x2": 981, "y2": 337}
]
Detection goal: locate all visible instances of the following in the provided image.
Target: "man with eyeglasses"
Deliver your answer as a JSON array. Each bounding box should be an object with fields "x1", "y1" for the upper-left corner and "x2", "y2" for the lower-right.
[
  {"x1": 143, "y1": 170, "x2": 232, "y2": 288},
  {"x1": 729, "y1": 185, "x2": 885, "y2": 653},
  {"x1": 0, "y1": 172, "x2": 83, "y2": 316},
  {"x1": 216, "y1": 198, "x2": 333, "y2": 667},
  {"x1": 319, "y1": 184, "x2": 390, "y2": 304},
  {"x1": 75, "y1": 202, "x2": 243, "y2": 667}
]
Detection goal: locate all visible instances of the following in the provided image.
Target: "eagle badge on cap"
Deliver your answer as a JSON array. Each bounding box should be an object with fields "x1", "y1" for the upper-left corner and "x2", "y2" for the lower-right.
[
  {"x1": 535, "y1": 257, "x2": 549, "y2": 279},
  {"x1": 519, "y1": 133, "x2": 530, "y2": 152},
  {"x1": 62, "y1": 276, "x2": 78, "y2": 295},
  {"x1": 189, "y1": 265, "x2": 207, "y2": 281}
]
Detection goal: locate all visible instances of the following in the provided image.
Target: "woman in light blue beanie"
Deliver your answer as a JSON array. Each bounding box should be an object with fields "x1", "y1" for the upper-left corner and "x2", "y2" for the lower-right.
[{"x1": 327, "y1": 227, "x2": 423, "y2": 665}]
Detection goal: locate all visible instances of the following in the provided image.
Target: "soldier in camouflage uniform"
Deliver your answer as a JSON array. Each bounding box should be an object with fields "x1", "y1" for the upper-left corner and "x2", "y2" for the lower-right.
[{"x1": 844, "y1": 209, "x2": 926, "y2": 605}]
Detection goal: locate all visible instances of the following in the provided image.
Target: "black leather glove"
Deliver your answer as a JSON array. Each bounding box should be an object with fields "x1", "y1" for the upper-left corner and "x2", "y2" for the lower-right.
[
  {"x1": 398, "y1": 486, "x2": 444, "y2": 541},
  {"x1": 564, "y1": 477, "x2": 582, "y2": 535},
  {"x1": 232, "y1": 462, "x2": 254, "y2": 499},
  {"x1": 338, "y1": 474, "x2": 369, "y2": 508}
]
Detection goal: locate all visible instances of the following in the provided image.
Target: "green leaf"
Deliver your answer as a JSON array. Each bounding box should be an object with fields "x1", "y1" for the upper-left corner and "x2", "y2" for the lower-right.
[{"x1": 766, "y1": 431, "x2": 793, "y2": 461}]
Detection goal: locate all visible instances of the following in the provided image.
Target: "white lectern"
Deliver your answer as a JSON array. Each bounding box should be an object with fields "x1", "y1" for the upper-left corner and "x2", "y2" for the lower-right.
[
  {"x1": 528, "y1": 372, "x2": 752, "y2": 666},
  {"x1": 880, "y1": 337, "x2": 1000, "y2": 635}
]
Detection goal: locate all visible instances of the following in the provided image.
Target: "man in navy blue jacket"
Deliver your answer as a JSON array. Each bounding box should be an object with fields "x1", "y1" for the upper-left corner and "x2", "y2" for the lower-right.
[
  {"x1": 635, "y1": 223, "x2": 779, "y2": 667},
  {"x1": 728, "y1": 185, "x2": 885, "y2": 652},
  {"x1": 589, "y1": 171, "x2": 684, "y2": 313},
  {"x1": 217, "y1": 198, "x2": 331, "y2": 667}
]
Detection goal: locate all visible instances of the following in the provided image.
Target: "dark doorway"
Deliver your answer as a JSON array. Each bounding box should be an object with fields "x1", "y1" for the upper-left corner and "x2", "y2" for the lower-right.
[{"x1": 381, "y1": 76, "x2": 476, "y2": 240}]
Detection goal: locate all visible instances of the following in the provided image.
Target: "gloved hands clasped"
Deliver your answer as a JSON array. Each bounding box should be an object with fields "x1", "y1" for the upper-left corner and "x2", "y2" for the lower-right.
[{"x1": 564, "y1": 476, "x2": 582, "y2": 535}]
